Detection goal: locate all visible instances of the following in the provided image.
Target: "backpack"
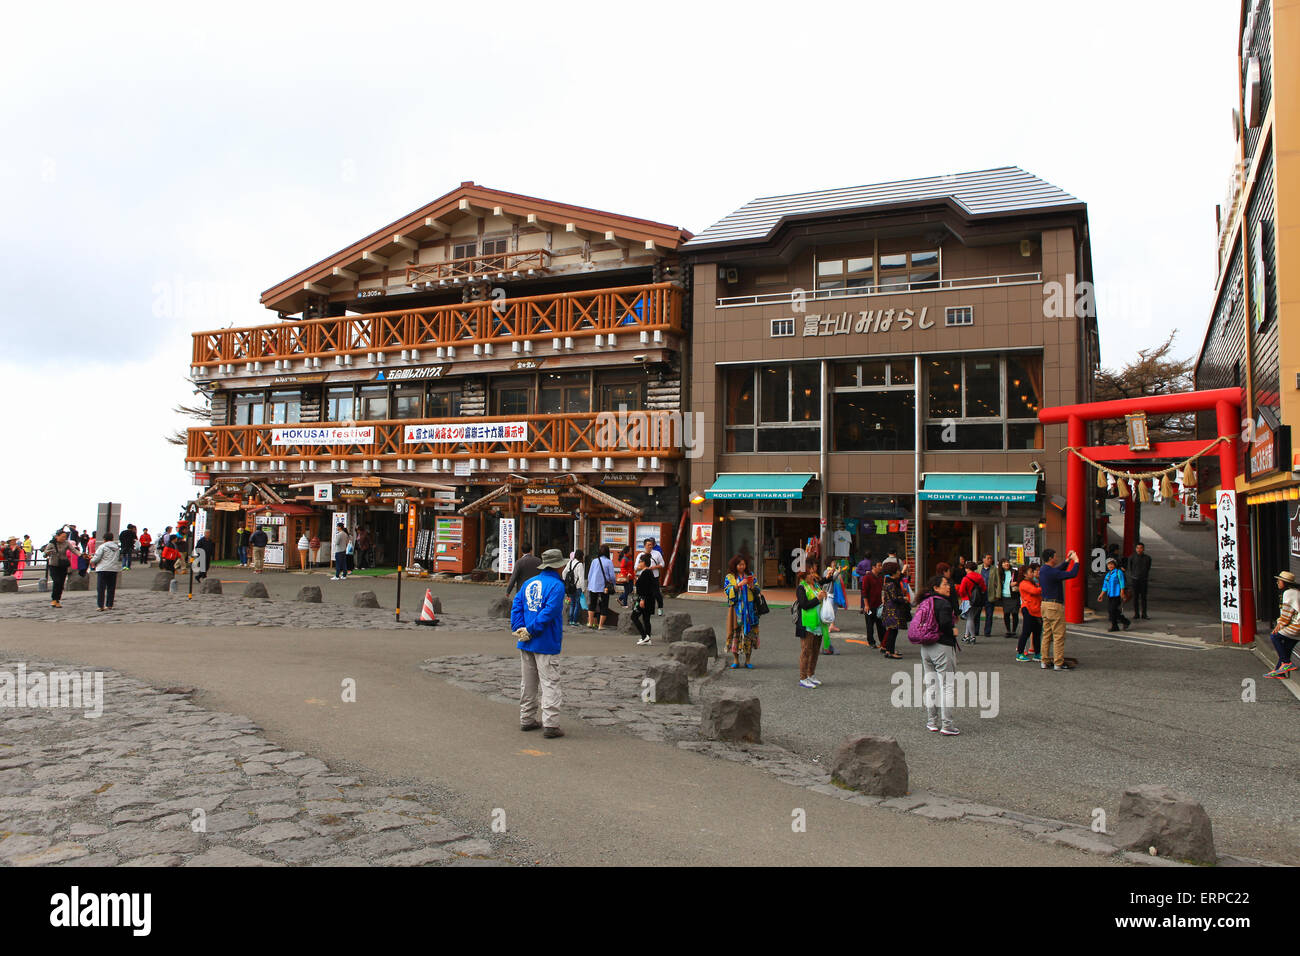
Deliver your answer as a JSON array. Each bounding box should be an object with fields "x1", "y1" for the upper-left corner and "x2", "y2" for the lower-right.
[
  {"x1": 907, "y1": 595, "x2": 943, "y2": 645},
  {"x1": 563, "y1": 560, "x2": 578, "y2": 595},
  {"x1": 969, "y1": 580, "x2": 986, "y2": 609}
]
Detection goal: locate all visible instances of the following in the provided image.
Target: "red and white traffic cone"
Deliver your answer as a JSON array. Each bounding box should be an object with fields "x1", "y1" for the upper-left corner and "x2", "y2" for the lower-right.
[{"x1": 417, "y1": 589, "x2": 440, "y2": 626}]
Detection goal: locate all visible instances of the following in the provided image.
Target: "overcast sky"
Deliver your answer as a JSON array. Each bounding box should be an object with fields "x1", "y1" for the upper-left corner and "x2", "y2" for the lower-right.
[{"x1": 0, "y1": 0, "x2": 1241, "y2": 540}]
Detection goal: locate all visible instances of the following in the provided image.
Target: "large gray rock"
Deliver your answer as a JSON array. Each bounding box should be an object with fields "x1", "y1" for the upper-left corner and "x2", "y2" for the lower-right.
[
  {"x1": 599, "y1": 607, "x2": 619, "y2": 627},
  {"x1": 199, "y1": 579, "x2": 223, "y2": 595},
  {"x1": 0, "y1": 576, "x2": 17, "y2": 593},
  {"x1": 486, "y1": 596, "x2": 511, "y2": 619},
  {"x1": 151, "y1": 571, "x2": 173, "y2": 591},
  {"x1": 701, "y1": 688, "x2": 761, "y2": 743},
  {"x1": 618, "y1": 610, "x2": 640, "y2": 635},
  {"x1": 1113, "y1": 784, "x2": 1216, "y2": 863},
  {"x1": 353, "y1": 590, "x2": 380, "y2": 609},
  {"x1": 242, "y1": 581, "x2": 270, "y2": 599},
  {"x1": 681, "y1": 624, "x2": 718, "y2": 658},
  {"x1": 668, "y1": 641, "x2": 709, "y2": 677},
  {"x1": 831, "y1": 734, "x2": 909, "y2": 797},
  {"x1": 643, "y1": 660, "x2": 690, "y2": 704},
  {"x1": 662, "y1": 612, "x2": 692, "y2": 644},
  {"x1": 66, "y1": 574, "x2": 89, "y2": 591},
  {"x1": 296, "y1": 586, "x2": 322, "y2": 603}
]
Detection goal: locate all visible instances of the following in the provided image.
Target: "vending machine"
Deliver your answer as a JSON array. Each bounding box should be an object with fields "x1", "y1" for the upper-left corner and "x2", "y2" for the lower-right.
[{"x1": 432, "y1": 515, "x2": 479, "y2": 574}]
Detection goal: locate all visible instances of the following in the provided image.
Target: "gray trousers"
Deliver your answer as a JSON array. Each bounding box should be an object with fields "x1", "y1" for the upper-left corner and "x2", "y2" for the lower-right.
[
  {"x1": 519, "y1": 650, "x2": 562, "y2": 728},
  {"x1": 919, "y1": 642, "x2": 957, "y2": 728}
]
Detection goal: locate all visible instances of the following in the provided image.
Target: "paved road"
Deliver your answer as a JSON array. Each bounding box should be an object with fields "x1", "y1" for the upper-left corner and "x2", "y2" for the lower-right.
[{"x1": 0, "y1": 614, "x2": 1106, "y2": 866}]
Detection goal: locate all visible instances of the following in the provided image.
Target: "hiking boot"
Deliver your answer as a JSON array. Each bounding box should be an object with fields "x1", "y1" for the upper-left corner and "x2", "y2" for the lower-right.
[
  {"x1": 542, "y1": 727, "x2": 565, "y2": 739},
  {"x1": 520, "y1": 722, "x2": 541, "y2": 732}
]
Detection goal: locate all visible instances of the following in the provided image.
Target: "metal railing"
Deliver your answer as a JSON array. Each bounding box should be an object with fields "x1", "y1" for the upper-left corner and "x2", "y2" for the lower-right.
[{"x1": 716, "y1": 272, "x2": 1043, "y2": 308}]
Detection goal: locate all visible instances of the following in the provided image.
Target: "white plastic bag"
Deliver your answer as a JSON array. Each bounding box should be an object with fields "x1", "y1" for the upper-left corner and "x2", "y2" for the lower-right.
[{"x1": 819, "y1": 595, "x2": 836, "y2": 625}]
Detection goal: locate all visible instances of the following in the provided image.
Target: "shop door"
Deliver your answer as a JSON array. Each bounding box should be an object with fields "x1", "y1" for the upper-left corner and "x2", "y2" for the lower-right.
[
  {"x1": 370, "y1": 512, "x2": 399, "y2": 568},
  {"x1": 771, "y1": 517, "x2": 819, "y2": 588},
  {"x1": 975, "y1": 523, "x2": 1001, "y2": 566},
  {"x1": 925, "y1": 520, "x2": 972, "y2": 582},
  {"x1": 534, "y1": 515, "x2": 573, "y2": 557},
  {"x1": 723, "y1": 517, "x2": 759, "y2": 586}
]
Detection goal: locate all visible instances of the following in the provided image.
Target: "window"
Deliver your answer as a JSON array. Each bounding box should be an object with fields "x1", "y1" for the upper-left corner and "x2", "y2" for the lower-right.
[
  {"x1": 538, "y1": 372, "x2": 591, "y2": 414},
  {"x1": 726, "y1": 364, "x2": 821, "y2": 452},
  {"x1": 267, "y1": 390, "x2": 301, "y2": 425},
  {"x1": 233, "y1": 392, "x2": 265, "y2": 426},
  {"x1": 393, "y1": 384, "x2": 423, "y2": 419},
  {"x1": 924, "y1": 353, "x2": 1044, "y2": 450},
  {"x1": 426, "y1": 387, "x2": 462, "y2": 419},
  {"x1": 815, "y1": 244, "x2": 941, "y2": 296},
  {"x1": 453, "y1": 241, "x2": 476, "y2": 261},
  {"x1": 945, "y1": 306, "x2": 974, "y2": 327},
  {"x1": 831, "y1": 359, "x2": 917, "y2": 451},
  {"x1": 598, "y1": 382, "x2": 643, "y2": 412},
  {"x1": 492, "y1": 376, "x2": 532, "y2": 416},
  {"x1": 326, "y1": 387, "x2": 354, "y2": 423},
  {"x1": 481, "y1": 237, "x2": 508, "y2": 270},
  {"x1": 358, "y1": 386, "x2": 388, "y2": 421},
  {"x1": 771, "y1": 318, "x2": 794, "y2": 337}
]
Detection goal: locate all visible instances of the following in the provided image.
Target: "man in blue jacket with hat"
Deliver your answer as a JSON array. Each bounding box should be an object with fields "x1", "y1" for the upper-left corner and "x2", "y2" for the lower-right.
[{"x1": 511, "y1": 547, "x2": 569, "y2": 738}]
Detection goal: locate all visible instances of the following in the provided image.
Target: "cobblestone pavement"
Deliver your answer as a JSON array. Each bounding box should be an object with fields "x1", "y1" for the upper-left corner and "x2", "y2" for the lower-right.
[
  {"x1": 0, "y1": 658, "x2": 507, "y2": 867},
  {"x1": 420, "y1": 652, "x2": 1277, "y2": 867},
  {"x1": 0, "y1": 591, "x2": 500, "y2": 631}
]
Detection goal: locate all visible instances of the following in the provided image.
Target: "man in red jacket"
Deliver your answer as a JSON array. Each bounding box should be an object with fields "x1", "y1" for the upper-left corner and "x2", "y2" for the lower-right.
[
  {"x1": 956, "y1": 561, "x2": 987, "y2": 644},
  {"x1": 859, "y1": 562, "x2": 885, "y2": 649}
]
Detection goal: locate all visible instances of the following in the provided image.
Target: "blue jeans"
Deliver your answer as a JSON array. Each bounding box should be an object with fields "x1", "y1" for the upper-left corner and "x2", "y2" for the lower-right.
[
  {"x1": 1269, "y1": 631, "x2": 1297, "y2": 667},
  {"x1": 237, "y1": 545, "x2": 248, "y2": 565},
  {"x1": 979, "y1": 601, "x2": 996, "y2": 635},
  {"x1": 334, "y1": 552, "x2": 348, "y2": 577},
  {"x1": 121, "y1": 549, "x2": 132, "y2": 569}
]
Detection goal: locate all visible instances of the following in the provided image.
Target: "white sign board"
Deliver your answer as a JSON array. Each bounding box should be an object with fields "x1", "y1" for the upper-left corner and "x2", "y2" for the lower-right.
[
  {"x1": 1183, "y1": 498, "x2": 1202, "y2": 523},
  {"x1": 1216, "y1": 491, "x2": 1240, "y2": 625},
  {"x1": 404, "y1": 422, "x2": 528, "y2": 443},
  {"x1": 454, "y1": 460, "x2": 472, "y2": 477},
  {"x1": 687, "y1": 524, "x2": 713, "y2": 593},
  {"x1": 314, "y1": 483, "x2": 334, "y2": 503},
  {"x1": 498, "y1": 519, "x2": 516, "y2": 577},
  {"x1": 271, "y1": 426, "x2": 374, "y2": 446},
  {"x1": 1022, "y1": 526, "x2": 1037, "y2": 558}
]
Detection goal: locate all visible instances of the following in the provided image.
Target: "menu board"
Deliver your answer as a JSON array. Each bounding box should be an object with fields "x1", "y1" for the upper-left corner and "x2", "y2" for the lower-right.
[{"x1": 687, "y1": 524, "x2": 713, "y2": 593}]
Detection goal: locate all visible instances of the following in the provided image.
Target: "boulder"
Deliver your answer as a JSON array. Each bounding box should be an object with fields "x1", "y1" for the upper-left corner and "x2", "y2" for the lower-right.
[
  {"x1": 199, "y1": 579, "x2": 223, "y2": 595},
  {"x1": 701, "y1": 689, "x2": 761, "y2": 743},
  {"x1": 0, "y1": 576, "x2": 17, "y2": 593},
  {"x1": 296, "y1": 586, "x2": 322, "y2": 604},
  {"x1": 353, "y1": 590, "x2": 381, "y2": 609},
  {"x1": 618, "y1": 611, "x2": 640, "y2": 635},
  {"x1": 643, "y1": 660, "x2": 690, "y2": 704},
  {"x1": 662, "y1": 612, "x2": 692, "y2": 644},
  {"x1": 680, "y1": 624, "x2": 718, "y2": 658},
  {"x1": 601, "y1": 607, "x2": 619, "y2": 627},
  {"x1": 486, "y1": 596, "x2": 512, "y2": 619},
  {"x1": 242, "y1": 581, "x2": 270, "y2": 599},
  {"x1": 667, "y1": 641, "x2": 709, "y2": 677},
  {"x1": 66, "y1": 574, "x2": 89, "y2": 591},
  {"x1": 151, "y1": 572, "x2": 173, "y2": 592},
  {"x1": 830, "y1": 735, "x2": 909, "y2": 797},
  {"x1": 1113, "y1": 784, "x2": 1216, "y2": 864},
  {"x1": 421, "y1": 594, "x2": 443, "y2": 615}
]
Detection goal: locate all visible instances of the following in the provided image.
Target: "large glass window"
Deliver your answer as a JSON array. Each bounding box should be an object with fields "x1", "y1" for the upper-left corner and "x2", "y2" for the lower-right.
[
  {"x1": 924, "y1": 353, "x2": 1044, "y2": 450},
  {"x1": 233, "y1": 392, "x2": 265, "y2": 426},
  {"x1": 326, "y1": 387, "x2": 354, "y2": 423},
  {"x1": 492, "y1": 376, "x2": 532, "y2": 416},
  {"x1": 725, "y1": 364, "x2": 821, "y2": 452},
  {"x1": 817, "y1": 244, "x2": 941, "y2": 295},
  {"x1": 538, "y1": 372, "x2": 591, "y2": 414},
  {"x1": 831, "y1": 359, "x2": 917, "y2": 452},
  {"x1": 393, "y1": 384, "x2": 423, "y2": 419},
  {"x1": 267, "y1": 390, "x2": 301, "y2": 425},
  {"x1": 426, "y1": 387, "x2": 461, "y2": 419},
  {"x1": 358, "y1": 386, "x2": 388, "y2": 421}
]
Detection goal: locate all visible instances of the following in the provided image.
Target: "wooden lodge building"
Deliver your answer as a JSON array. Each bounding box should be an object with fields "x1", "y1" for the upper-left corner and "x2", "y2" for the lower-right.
[{"x1": 185, "y1": 183, "x2": 693, "y2": 574}]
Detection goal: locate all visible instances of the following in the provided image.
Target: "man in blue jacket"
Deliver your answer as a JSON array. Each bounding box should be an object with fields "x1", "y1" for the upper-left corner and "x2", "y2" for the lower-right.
[
  {"x1": 1038, "y1": 548, "x2": 1080, "y2": 670},
  {"x1": 511, "y1": 548, "x2": 568, "y2": 739}
]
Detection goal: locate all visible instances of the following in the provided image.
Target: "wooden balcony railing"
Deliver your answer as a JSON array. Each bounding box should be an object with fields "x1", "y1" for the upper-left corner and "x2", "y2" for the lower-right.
[
  {"x1": 406, "y1": 248, "x2": 552, "y2": 284},
  {"x1": 186, "y1": 412, "x2": 686, "y2": 466},
  {"x1": 191, "y1": 282, "x2": 681, "y2": 369}
]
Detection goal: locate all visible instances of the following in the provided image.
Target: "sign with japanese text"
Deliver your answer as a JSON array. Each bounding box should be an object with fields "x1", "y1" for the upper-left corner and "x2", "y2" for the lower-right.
[
  {"x1": 271, "y1": 426, "x2": 374, "y2": 446},
  {"x1": 791, "y1": 306, "x2": 932, "y2": 338},
  {"x1": 1183, "y1": 498, "x2": 1203, "y2": 524},
  {"x1": 498, "y1": 519, "x2": 515, "y2": 577},
  {"x1": 1290, "y1": 505, "x2": 1300, "y2": 560},
  {"x1": 1022, "y1": 526, "x2": 1036, "y2": 558},
  {"x1": 687, "y1": 523, "x2": 713, "y2": 593},
  {"x1": 1124, "y1": 412, "x2": 1151, "y2": 453},
  {"x1": 404, "y1": 422, "x2": 528, "y2": 443},
  {"x1": 1216, "y1": 491, "x2": 1240, "y2": 624}
]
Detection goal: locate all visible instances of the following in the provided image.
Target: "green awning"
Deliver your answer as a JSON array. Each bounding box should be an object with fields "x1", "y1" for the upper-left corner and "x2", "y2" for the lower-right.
[
  {"x1": 918, "y1": 472, "x2": 1040, "y2": 502},
  {"x1": 705, "y1": 473, "x2": 814, "y2": 500}
]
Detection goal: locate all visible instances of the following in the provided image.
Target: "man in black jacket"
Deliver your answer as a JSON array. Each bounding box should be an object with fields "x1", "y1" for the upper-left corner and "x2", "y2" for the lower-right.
[
  {"x1": 194, "y1": 531, "x2": 216, "y2": 581},
  {"x1": 505, "y1": 542, "x2": 541, "y2": 596},
  {"x1": 249, "y1": 527, "x2": 269, "y2": 574},
  {"x1": 1125, "y1": 543, "x2": 1152, "y2": 620},
  {"x1": 118, "y1": 525, "x2": 137, "y2": 571}
]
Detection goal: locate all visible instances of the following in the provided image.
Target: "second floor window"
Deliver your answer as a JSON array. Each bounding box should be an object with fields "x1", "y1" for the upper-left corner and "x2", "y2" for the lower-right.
[
  {"x1": 326, "y1": 387, "x2": 354, "y2": 422},
  {"x1": 233, "y1": 392, "x2": 264, "y2": 426},
  {"x1": 267, "y1": 390, "x2": 301, "y2": 425},
  {"x1": 358, "y1": 386, "x2": 388, "y2": 421},
  {"x1": 724, "y1": 363, "x2": 820, "y2": 453}
]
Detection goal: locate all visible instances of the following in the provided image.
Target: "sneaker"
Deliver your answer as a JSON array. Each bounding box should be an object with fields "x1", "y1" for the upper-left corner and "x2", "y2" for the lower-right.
[
  {"x1": 1264, "y1": 667, "x2": 1284, "y2": 678},
  {"x1": 821, "y1": 646, "x2": 836, "y2": 655},
  {"x1": 798, "y1": 678, "x2": 817, "y2": 688},
  {"x1": 1016, "y1": 653, "x2": 1033, "y2": 662},
  {"x1": 807, "y1": 676, "x2": 822, "y2": 686},
  {"x1": 520, "y1": 722, "x2": 541, "y2": 732},
  {"x1": 542, "y1": 727, "x2": 565, "y2": 739},
  {"x1": 926, "y1": 719, "x2": 940, "y2": 732},
  {"x1": 1032, "y1": 653, "x2": 1042, "y2": 661},
  {"x1": 1054, "y1": 662, "x2": 1074, "y2": 670},
  {"x1": 1279, "y1": 662, "x2": 1297, "y2": 674},
  {"x1": 635, "y1": 637, "x2": 651, "y2": 646},
  {"x1": 1041, "y1": 660, "x2": 1049, "y2": 669},
  {"x1": 655, "y1": 609, "x2": 663, "y2": 616},
  {"x1": 1122, "y1": 620, "x2": 1131, "y2": 630},
  {"x1": 330, "y1": 576, "x2": 339, "y2": 581},
  {"x1": 940, "y1": 725, "x2": 961, "y2": 736}
]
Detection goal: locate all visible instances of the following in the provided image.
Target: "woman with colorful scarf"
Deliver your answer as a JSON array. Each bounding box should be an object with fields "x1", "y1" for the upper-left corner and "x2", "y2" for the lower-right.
[{"x1": 723, "y1": 554, "x2": 761, "y2": 669}]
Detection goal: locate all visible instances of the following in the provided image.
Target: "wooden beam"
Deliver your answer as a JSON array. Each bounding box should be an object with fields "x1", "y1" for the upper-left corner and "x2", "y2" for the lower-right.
[
  {"x1": 362, "y1": 251, "x2": 389, "y2": 268},
  {"x1": 332, "y1": 266, "x2": 358, "y2": 281},
  {"x1": 304, "y1": 281, "x2": 330, "y2": 294},
  {"x1": 392, "y1": 235, "x2": 418, "y2": 251},
  {"x1": 424, "y1": 217, "x2": 452, "y2": 234}
]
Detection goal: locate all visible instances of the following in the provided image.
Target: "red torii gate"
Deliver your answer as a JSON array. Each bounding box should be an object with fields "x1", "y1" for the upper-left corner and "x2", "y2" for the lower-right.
[{"x1": 1038, "y1": 387, "x2": 1254, "y2": 642}]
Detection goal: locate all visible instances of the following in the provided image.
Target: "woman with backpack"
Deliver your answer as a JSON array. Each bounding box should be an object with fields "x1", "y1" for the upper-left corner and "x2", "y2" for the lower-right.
[
  {"x1": 586, "y1": 545, "x2": 617, "y2": 631},
  {"x1": 879, "y1": 563, "x2": 910, "y2": 659},
  {"x1": 563, "y1": 550, "x2": 586, "y2": 626},
  {"x1": 909, "y1": 575, "x2": 961, "y2": 735},
  {"x1": 632, "y1": 552, "x2": 657, "y2": 646},
  {"x1": 956, "y1": 561, "x2": 986, "y2": 645},
  {"x1": 794, "y1": 568, "x2": 828, "y2": 688},
  {"x1": 723, "y1": 554, "x2": 761, "y2": 669}
]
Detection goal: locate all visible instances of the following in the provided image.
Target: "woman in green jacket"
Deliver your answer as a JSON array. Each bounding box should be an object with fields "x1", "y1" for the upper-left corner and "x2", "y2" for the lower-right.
[{"x1": 795, "y1": 568, "x2": 827, "y2": 688}]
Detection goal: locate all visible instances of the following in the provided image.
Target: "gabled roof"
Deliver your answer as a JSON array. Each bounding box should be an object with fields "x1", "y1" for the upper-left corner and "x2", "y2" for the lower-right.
[
  {"x1": 683, "y1": 166, "x2": 1083, "y2": 249},
  {"x1": 261, "y1": 182, "x2": 692, "y2": 313}
]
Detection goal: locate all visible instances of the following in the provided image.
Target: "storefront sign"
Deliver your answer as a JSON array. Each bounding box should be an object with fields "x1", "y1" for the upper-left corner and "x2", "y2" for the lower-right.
[
  {"x1": 687, "y1": 524, "x2": 713, "y2": 593},
  {"x1": 522, "y1": 494, "x2": 560, "y2": 507},
  {"x1": 1251, "y1": 225, "x2": 1267, "y2": 331},
  {"x1": 337, "y1": 486, "x2": 368, "y2": 500},
  {"x1": 597, "y1": 473, "x2": 641, "y2": 487},
  {"x1": 376, "y1": 365, "x2": 447, "y2": 381},
  {"x1": 1022, "y1": 526, "x2": 1036, "y2": 558},
  {"x1": 351, "y1": 477, "x2": 382, "y2": 487},
  {"x1": 404, "y1": 422, "x2": 528, "y2": 443},
  {"x1": 271, "y1": 426, "x2": 375, "y2": 446},
  {"x1": 511, "y1": 358, "x2": 544, "y2": 371},
  {"x1": 789, "y1": 306, "x2": 931, "y2": 338},
  {"x1": 215, "y1": 502, "x2": 242, "y2": 512},
  {"x1": 257, "y1": 514, "x2": 287, "y2": 526},
  {"x1": 1247, "y1": 410, "x2": 1288, "y2": 479},
  {"x1": 499, "y1": 519, "x2": 516, "y2": 576},
  {"x1": 314, "y1": 483, "x2": 334, "y2": 502},
  {"x1": 1124, "y1": 412, "x2": 1151, "y2": 452},
  {"x1": 376, "y1": 488, "x2": 406, "y2": 500},
  {"x1": 265, "y1": 543, "x2": 285, "y2": 565},
  {"x1": 1216, "y1": 491, "x2": 1240, "y2": 624},
  {"x1": 271, "y1": 373, "x2": 328, "y2": 385}
]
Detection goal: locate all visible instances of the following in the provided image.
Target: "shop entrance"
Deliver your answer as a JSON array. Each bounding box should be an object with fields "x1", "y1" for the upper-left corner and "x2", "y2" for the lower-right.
[
  {"x1": 369, "y1": 511, "x2": 399, "y2": 568},
  {"x1": 531, "y1": 514, "x2": 573, "y2": 557},
  {"x1": 925, "y1": 520, "x2": 971, "y2": 581},
  {"x1": 768, "y1": 516, "x2": 819, "y2": 587}
]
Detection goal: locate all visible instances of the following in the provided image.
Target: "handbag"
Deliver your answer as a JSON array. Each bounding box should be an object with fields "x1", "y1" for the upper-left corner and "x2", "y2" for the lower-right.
[{"x1": 755, "y1": 593, "x2": 770, "y2": 616}]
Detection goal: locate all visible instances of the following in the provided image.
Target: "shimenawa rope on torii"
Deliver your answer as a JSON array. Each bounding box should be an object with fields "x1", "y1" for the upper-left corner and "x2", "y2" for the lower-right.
[{"x1": 1061, "y1": 436, "x2": 1230, "y2": 505}]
